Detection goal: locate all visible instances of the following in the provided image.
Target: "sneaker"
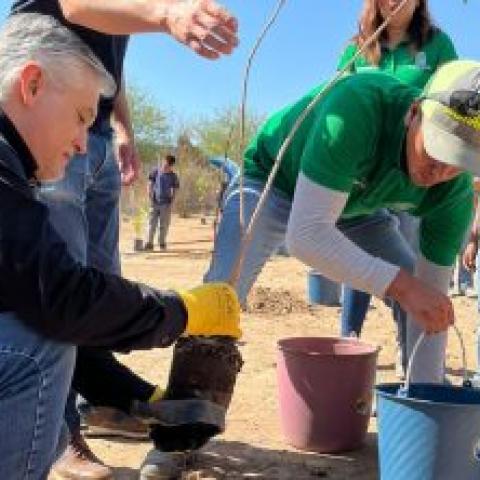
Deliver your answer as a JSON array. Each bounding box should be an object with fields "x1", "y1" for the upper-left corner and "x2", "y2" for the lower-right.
[
  {"x1": 448, "y1": 286, "x2": 464, "y2": 297},
  {"x1": 471, "y1": 374, "x2": 480, "y2": 388},
  {"x1": 50, "y1": 431, "x2": 113, "y2": 480},
  {"x1": 82, "y1": 406, "x2": 149, "y2": 440},
  {"x1": 139, "y1": 449, "x2": 189, "y2": 480},
  {"x1": 465, "y1": 287, "x2": 478, "y2": 299},
  {"x1": 144, "y1": 242, "x2": 154, "y2": 251},
  {"x1": 159, "y1": 243, "x2": 167, "y2": 251}
]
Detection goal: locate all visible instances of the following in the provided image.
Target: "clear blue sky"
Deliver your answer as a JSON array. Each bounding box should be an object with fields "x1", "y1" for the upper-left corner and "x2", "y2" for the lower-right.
[{"x1": 0, "y1": 1, "x2": 479, "y2": 120}]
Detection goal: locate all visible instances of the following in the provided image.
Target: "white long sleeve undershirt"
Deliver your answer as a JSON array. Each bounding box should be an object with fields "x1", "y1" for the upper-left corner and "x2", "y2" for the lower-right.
[
  {"x1": 406, "y1": 256, "x2": 452, "y2": 383},
  {"x1": 285, "y1": 173, "x2": 400, "y2": 297}
]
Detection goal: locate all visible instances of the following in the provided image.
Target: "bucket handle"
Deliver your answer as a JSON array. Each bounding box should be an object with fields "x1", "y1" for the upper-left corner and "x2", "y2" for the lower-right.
[{"x1": 404, "y1": 324, "x2": 471, "y2": 393}]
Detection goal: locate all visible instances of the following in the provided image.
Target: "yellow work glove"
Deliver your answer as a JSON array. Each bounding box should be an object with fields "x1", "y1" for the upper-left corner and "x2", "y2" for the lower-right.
[{"x1": 178, "y1": 282, "x2": 242, "y2": 338}]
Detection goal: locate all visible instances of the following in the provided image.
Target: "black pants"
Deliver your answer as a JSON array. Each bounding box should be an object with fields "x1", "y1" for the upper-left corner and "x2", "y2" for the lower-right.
[{"x1": 72, "y1": 347, "x2": 156, "y2": 414}]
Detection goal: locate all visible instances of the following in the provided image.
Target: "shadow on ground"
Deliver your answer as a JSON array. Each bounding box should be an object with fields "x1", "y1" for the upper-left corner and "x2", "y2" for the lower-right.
[
  {"x1": 191, "y1": 436, "x2": 378, "y2": 479},
  {"x1": 109, "y1": 434, "x2": 378, "y2": 480},
  {"x1": 111, "y1": 434, "x2": 378, "y2": 480}
]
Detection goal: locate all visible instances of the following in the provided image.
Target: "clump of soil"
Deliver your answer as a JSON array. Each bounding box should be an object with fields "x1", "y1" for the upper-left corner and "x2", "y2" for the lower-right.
[{"x1": 247, "y1": 286, "x2": 310, "y2": 315}]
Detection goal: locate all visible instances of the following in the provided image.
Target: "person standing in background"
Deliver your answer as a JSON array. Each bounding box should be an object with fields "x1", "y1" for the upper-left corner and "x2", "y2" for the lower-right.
[{"x1": 145, "y1": 154, "x2": 180, "y2": 251}]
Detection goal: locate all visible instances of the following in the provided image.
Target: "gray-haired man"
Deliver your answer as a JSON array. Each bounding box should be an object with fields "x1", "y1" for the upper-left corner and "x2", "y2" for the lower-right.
[
  {"x1": 0, "y1": 13, "x2": 241, "y2": 480},
  {"x1": 9, "y1": 1, "x2": 239, "y2": 479}
]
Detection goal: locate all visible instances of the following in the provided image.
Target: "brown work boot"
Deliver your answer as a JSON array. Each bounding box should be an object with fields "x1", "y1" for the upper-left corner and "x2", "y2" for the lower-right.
[
  {"x1": 82, "y1": 406, "x2": 149, "y2": 440},
  {"x1": 50, "y1": 431, "x2": 113, "y2": 480}
]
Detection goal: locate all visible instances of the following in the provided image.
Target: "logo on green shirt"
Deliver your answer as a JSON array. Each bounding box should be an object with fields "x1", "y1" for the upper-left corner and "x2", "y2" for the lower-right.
[{"x1": 415, "y1": 52, "x2": 430, "y2": 70}]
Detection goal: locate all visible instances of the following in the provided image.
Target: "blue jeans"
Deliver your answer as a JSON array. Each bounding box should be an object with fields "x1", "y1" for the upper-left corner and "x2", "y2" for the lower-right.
[
  {"x1": 0, "y1": 313, "x2": 76, "y2": 480},
  {"x1": 39, "y1": 132, "x2": 121, "y2": 434},
  {"x1": 205, "y1": 178, "x2": 290, "y2": 303},
  {"x1": 341, "y1": 212, "x2": 418, "y2": 357},
  {"x1": 146, "y1": 203, "x2": 173, "y2": 247},
  {"x1": 204, "y1": 179, "x2": 416, "y2": 322},
  {"x1": 41, "y1": 132, "x2": 121, "y2": 275}
]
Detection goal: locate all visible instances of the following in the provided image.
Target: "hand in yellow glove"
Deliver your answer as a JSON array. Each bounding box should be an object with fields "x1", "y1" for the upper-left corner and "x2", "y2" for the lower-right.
[{"x1": 179, "y1": 282, "x2": 242, "y2": 338}]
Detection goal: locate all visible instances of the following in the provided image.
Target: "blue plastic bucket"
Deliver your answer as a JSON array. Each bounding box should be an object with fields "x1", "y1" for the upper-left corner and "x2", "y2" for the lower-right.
[
  {"x1": 376, "y1": 382, "x2": 480, "y2": 479},
  {"x1": 307, "y1": 270, "x2": 341, "y2": 306},
  {"x1": 377, "y1": 325, "x2": 480, "y2": 480}
]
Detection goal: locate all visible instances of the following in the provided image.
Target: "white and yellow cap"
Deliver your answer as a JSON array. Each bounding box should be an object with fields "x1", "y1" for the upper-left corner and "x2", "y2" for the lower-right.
[{"x1": 421, "y1": 60, "x2": 480, "y2": 176}]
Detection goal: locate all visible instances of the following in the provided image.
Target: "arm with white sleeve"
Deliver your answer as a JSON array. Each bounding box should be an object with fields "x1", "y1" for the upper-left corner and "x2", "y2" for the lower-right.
[
  {"x1": 286, "y1": 173, "x2": 454, "y2": 334},
  {"x1": 404, "y1": 256, "x2": 452, "y2": 383}
]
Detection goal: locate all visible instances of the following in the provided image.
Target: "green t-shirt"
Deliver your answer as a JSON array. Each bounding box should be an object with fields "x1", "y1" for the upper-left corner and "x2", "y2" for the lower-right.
[
  {"x1": 244, "y1": 73, "x2": 473, "y2": 266},
  {"x1": 337, "y1": 29, "x2": 457, "y2": 89}
]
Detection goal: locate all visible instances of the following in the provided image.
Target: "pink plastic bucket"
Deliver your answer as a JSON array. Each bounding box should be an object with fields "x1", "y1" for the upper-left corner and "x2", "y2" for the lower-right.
[{"x1": 277, "y1": 337, "x2": 379, "y2": 453}]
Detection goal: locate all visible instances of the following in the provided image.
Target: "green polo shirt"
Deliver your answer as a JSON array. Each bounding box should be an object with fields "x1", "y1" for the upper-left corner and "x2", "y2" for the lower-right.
[
  {"x1": 244, "y1": 73, "x2": 473, "y2": 266},
  {"x1": 337, "y1": 29, "x2": 457, "y2": 89}
]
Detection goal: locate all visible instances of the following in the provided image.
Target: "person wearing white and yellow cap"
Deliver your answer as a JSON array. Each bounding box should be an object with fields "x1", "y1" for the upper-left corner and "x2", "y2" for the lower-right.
[{"x1": 205, "y1": 59, "x2": 480, "y2": 385}]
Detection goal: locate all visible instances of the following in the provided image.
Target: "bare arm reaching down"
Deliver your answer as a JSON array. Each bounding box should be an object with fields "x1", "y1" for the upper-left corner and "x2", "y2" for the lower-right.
[{"x1": 286, "y1": 173, "x2": 453, "y2": 334}]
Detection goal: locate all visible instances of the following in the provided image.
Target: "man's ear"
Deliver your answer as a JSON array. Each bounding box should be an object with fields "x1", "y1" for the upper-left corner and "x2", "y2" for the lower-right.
[
  {"x1": 404, "y1": 100, "x2": 422, "y2": 128},
  {"x1": 18, "y1": 62, "x2": 45, "y2": 106}
]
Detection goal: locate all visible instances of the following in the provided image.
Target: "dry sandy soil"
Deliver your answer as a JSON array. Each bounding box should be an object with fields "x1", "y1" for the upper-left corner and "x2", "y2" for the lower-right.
[{"x1": 84, "y1": 214, "x2": 478, "y2": 480}]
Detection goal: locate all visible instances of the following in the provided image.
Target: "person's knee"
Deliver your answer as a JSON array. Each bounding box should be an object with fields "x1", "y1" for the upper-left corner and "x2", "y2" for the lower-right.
[
  {"x1": 0, "y1": 348, "x2": 43, "y2": 399},
  {"x1": 0, "y1": 345, "x2": 74, "y2": 478},
  {"x1": 0, "y1": 344, "x2": 74, "y2": 410},
  {"x1": 0, "y1": 346, "x2": 70, "y2": 431},
  {"x1": 0, "y1": 316, "x2": 76, "y2": 381},
  {"x1": 381, "y1": 228, "x2": 416, "y2": 275},
  {"x1": 399, "y1": 248, "x2": 416, "y2": 275}
]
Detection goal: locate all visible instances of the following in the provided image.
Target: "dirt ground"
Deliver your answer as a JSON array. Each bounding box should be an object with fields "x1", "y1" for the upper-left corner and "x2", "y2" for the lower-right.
[{"x1": 85, "y1": 214, "x2": 478, "y2": 480}]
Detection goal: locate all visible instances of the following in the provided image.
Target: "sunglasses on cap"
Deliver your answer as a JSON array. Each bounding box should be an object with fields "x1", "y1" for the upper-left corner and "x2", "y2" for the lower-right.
[{"x1": 422, "y1": 90, "x2": 480, "y2": 118}]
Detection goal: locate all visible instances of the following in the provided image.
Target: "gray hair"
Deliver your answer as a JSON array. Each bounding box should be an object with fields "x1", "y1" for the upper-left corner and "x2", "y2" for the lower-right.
[{"x1": 0, "y1": 13, "x2": 116, "y2": 102}]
